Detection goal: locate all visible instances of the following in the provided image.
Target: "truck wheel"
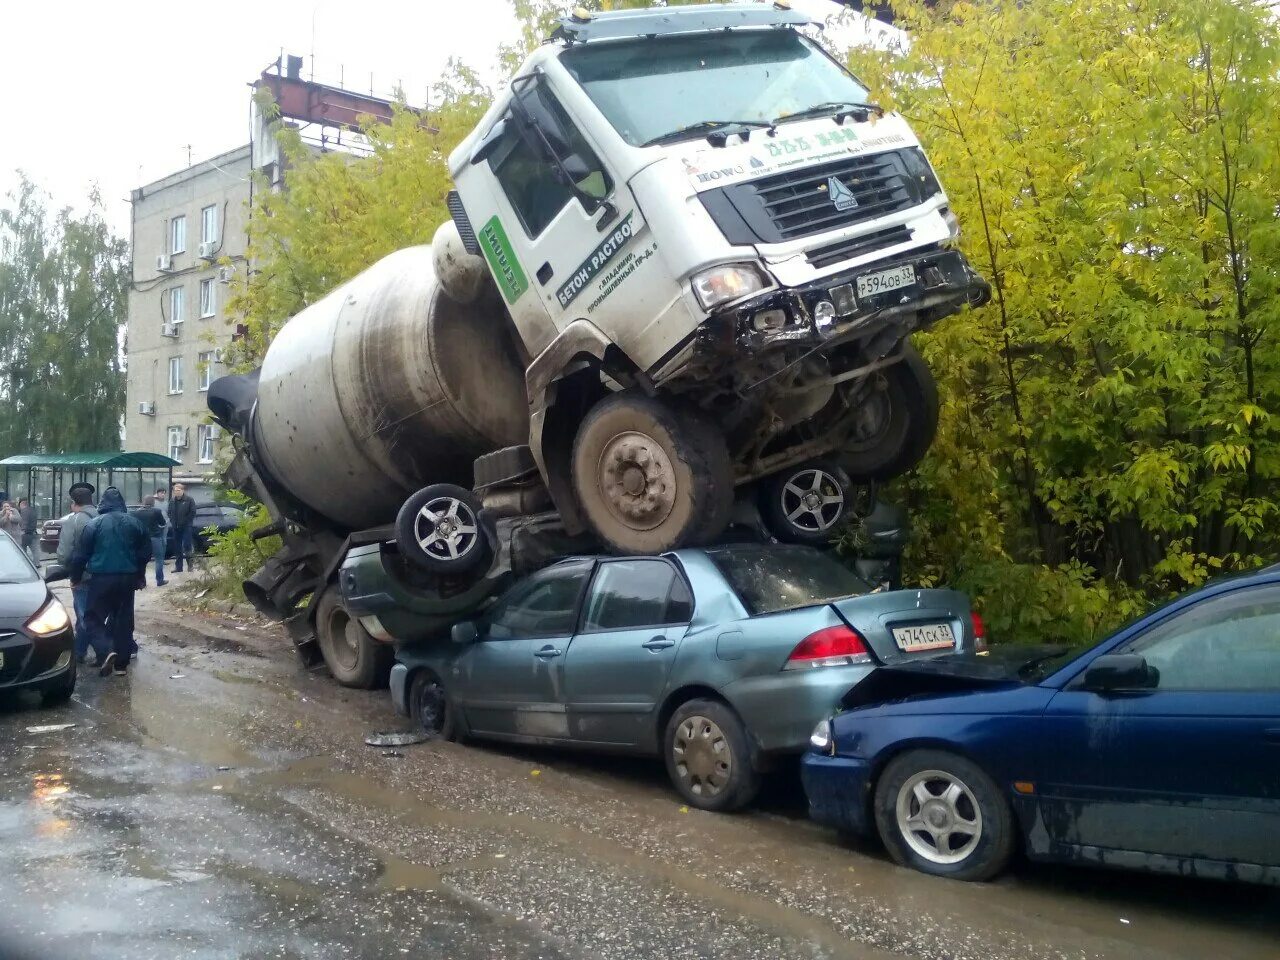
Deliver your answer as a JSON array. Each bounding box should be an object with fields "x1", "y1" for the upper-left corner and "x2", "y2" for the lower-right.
[
  {"x1": 571, "y1": 392, "x2": 733, "y2": 554},
  {"x1": 315, "y1": 588, "x2": 391, "y2": 689},
  {"x1": 395, "y1": 484, "x2": 490, "y2": 574},
  {"x1": 840, "y1": 343, "x2": 939, "y2": 482},
  {"x1": 760, "y1": 459, "x2": 853, "y2": 546}
]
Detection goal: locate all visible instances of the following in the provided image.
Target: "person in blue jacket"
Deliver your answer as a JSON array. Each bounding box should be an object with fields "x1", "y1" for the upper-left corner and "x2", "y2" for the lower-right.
[{"x1": 69, "y1": 487, "x2": 151, "y2": 677}]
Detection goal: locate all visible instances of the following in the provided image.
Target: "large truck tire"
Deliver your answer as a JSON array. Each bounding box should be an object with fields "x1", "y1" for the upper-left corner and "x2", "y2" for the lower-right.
[
  {"x1": 571, "y1": 391, "x2": 733, "y2": 554},
  {"x1": 395, "y1": 484, "x2": 491, "y2": 574},
  {"x1": 315, "y1": 587, "x2": 391, "y2": 689},
  {"x1": 840, "y1": 343, "x2": 939, "y2": 482},
  {"x1": 760, "y1": 459, "x2": 854, "y2": 546}
]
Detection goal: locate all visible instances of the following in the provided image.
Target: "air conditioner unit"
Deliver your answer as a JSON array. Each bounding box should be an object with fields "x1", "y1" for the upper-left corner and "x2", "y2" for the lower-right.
[
  {"x1": 216, "y1": 266, "x2": 234, "y2": 284},
  {"x1": 161, "y1": 323, "x2": 179, "y2": 338},
  {"x1": 156, "y1": 254, "x2": 173, "y2": 272},
  {"x1": 137, "y1": 401, "x2": 156, "y2": 416},
  {"x1": 198, "y1": 240, "x2": 218, "y2": 259}
]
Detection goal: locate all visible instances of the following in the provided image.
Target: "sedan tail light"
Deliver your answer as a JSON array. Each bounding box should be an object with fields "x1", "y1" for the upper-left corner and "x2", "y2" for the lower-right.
[
  {"x1": 784, "y1": 625, "x2": 871, "y2": 670},
  {"x1": 972, "y1": 611, "x2": 989, "y2": 653}
]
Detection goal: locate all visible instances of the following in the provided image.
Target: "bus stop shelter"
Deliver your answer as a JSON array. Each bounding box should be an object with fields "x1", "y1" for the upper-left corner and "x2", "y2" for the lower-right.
[{"x1": 0, "y1": 452, "x2": 180, "y2": 522}]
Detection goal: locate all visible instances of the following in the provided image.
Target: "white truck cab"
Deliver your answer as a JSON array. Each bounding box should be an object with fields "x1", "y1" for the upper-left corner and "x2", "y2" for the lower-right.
[{"x1": 445, "y1": 2, "x2": 989, "y2": 554}]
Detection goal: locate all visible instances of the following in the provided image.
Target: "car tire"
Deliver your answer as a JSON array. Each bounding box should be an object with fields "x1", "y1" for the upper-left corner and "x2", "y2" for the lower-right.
[
  {"x1": 840, "y1": 343, "x2": 939, "y2": 482},
  {"x1": 572, "y1": 391, "x2": 733, "y2": 554},
  {"x1": 315, "y1": 587, "x2": 391, "y2": 689},
  {"x1": 395, "y1": 484, "x2": 490, "y2": 575},
  {"x1": 662, "y1": 698, "x2": 761, "y2": 812},
  {"x1": 759, "y1": 459, "x2": 854, "y2": 546},
  {"x1": 408, "y1": 669, "x2": 465, "y2": 742},
  {"x1": 873, "y1": 749, "x2": 1015, "y2": 882},
  {"x1": 40, "y1": 660, "x2": 76, "y2": 707}
]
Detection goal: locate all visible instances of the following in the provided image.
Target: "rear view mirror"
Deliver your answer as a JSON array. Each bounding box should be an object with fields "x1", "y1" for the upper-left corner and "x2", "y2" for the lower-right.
[
  {"x1": 1083, "y1": 654, "x2": 1156, "y2": 692},
  {"x1": 469, "y1": 118, "x2": 508, "y2": 165},
  {"x1": 451, "y1": 621, "x2": 478, "y2": 645}
]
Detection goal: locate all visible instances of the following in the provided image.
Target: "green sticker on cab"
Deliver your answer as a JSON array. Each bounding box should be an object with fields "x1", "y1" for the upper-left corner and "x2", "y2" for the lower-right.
[{"x1": 479, "y1": 216, "x2": 528, "y2": 305}]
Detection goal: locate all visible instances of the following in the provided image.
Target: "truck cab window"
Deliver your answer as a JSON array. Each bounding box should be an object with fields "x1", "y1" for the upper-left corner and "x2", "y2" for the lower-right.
[{"x1": 490, "y1": 83, "x2": 611, "y2": 238}]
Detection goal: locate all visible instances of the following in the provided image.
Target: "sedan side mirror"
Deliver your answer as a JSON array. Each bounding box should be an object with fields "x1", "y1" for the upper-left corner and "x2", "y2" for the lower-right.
[
  {"x1": 1083, "y1": 653, "x2": 1156, "y2": 692},
  {"x1": 451, "y1": 620, "x2": 479, "y2": 646}
]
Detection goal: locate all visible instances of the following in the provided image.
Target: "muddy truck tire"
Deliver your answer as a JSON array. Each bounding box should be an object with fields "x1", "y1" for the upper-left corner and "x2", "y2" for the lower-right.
[
  {"x1": 840, "y1": 343, "x2": 939, "y2": 482},
  {"x1": 315, "y1": 587, "x2": 392, "y2": 689},
  {"x1": 571, "y1": 391, "x2": 733, "y2": 554}
]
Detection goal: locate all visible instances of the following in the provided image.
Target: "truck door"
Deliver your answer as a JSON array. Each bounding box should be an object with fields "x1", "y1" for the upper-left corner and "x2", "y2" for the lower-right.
[{"x1": 477, "y1": 76, "x2": 618, "y2": 350}]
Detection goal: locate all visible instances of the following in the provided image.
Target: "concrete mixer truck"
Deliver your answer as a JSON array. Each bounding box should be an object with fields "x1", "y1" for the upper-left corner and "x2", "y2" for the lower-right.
[{"x1": 208, "y1": 2, "x2": 989, "y2": 686}]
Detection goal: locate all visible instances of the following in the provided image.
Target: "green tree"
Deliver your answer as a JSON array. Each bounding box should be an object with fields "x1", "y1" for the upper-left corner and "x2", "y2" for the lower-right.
[
  {"x1": 0, "y1": 176, "x2": 127, "y2": 457},
  {"x1": 845, "y1": 0, "x2": 1280, "y2": 640}
]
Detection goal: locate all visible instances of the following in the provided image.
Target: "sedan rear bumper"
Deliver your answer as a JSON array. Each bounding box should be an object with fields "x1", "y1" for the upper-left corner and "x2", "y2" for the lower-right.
[
  {"x1": 720, "y1": 664, "x2": 874, "y2": 754},
  {"x1": 801, "y1": 753, "x2": 874, "y2": 836}
]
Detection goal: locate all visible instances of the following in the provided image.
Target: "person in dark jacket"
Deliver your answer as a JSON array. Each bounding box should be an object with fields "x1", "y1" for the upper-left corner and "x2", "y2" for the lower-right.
[
  {"x1": 168, "y1": 482, "x2": 196, "y2": 573},
  {"x1": 138, "y1": 495, "x2": 168, "y2": 586},
  {"x1": 69, "y1": 487, "x2": 151, "y2": 677},
  {"x1": 17, "y1": 498, "x2": 37, "y2": 561}
]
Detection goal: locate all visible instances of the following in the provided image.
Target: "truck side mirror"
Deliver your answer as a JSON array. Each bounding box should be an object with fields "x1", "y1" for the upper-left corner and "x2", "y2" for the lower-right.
[
  {"x1": 469, "y1": 118, "x2": 508, "y2": 165},
  {"x1": 1082, "y1": 654, "x2": 1156, "y2": 692},
  {"x1": 452, "y1": 620, "x2": 479, "y2": 645}
]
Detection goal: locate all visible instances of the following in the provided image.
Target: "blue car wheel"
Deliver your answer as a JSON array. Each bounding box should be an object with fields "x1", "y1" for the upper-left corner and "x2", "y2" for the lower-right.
[{"x1": 873, "y1": 749, "x2": 1015, "y2": 882}]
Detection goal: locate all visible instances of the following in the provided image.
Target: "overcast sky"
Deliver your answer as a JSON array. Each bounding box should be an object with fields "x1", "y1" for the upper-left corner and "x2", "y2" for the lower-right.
[{"x1": 0, "y1": 0, "x2": 876, "y2": 234}]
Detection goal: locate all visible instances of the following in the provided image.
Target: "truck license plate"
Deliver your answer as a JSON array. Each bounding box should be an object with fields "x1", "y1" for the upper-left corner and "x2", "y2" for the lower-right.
[
  {"x1": 856, "y1": 264, "x2": 916, "y2": 298},
  {"x1": 892, "y1": 623, "x2": 955, "y2": 653}
]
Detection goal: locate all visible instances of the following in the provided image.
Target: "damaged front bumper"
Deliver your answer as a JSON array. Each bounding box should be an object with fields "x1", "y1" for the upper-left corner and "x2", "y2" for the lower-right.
[{"x1": 697, "y1": 246, "x2": 989, "y2": 362}]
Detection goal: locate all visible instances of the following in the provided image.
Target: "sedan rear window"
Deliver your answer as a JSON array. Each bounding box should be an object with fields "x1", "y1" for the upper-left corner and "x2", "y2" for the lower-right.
[
  {"x1": 0, "y1": 535, "x2": 37, "y2": 583},
  {"x1": 707, "y1": 544, "x2": 869, "y2": 615}
]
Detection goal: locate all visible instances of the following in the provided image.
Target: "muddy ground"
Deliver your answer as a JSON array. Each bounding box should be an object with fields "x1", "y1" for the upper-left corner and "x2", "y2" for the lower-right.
[{"x1": 1, "y1": 583, "x2": 1276, "y2": 959}]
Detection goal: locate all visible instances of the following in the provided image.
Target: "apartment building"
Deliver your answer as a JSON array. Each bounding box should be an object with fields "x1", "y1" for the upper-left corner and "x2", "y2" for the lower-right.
[{"x1": 124, "y1": 145, "x2": 251, "y2": 479}]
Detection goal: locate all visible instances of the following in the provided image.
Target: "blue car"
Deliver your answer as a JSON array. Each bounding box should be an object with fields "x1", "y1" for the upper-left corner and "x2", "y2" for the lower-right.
[{"x1": 802, "y1": 566, "x2": 1280, "y2": 884}]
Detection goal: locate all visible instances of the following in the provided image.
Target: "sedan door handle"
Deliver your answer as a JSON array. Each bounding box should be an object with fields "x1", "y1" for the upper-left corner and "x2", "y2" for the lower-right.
[
  {"x1": 534, "y1": 645, "x2": 562, "y2": 660},
  {"x1": 642, "y1": 637, "x2": 675, "y2": 651}
]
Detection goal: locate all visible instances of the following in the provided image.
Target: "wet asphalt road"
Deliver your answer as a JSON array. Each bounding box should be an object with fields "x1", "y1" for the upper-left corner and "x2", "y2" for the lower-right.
[{"x1": 2, "y1": 597, "x2": 1278, "y2": 959}]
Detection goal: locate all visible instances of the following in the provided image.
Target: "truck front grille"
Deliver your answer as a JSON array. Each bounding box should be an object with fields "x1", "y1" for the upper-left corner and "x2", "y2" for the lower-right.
[{"x1": 806, "y1": 225, "x2": 913, "y2": 269}]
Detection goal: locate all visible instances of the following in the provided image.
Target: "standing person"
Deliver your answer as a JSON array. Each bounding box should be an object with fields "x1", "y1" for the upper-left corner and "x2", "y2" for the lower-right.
[
  {"x1": 58, "y1": 484, "x2": 101, "y2": 663},
  {"x1": 18, "y1": 498, "x2": 38, "y2": 562},
  {"x1": 138, "y1": 495, "x2": 168, "y2": 586},
  {"x1": 168, "y1": 482, "x2": 196, "y2": 573},
  {"x1": 68, "y1": 487, "x2": 150, "y2": 677},
  {"x1": 0, "y1": 501, "x2": 21, "y2": 543}
]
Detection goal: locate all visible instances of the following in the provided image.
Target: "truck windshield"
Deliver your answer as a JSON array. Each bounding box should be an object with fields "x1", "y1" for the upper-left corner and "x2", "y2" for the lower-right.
[{"x1": 560, "y1": 29, "x2": 870, "y2": 148}]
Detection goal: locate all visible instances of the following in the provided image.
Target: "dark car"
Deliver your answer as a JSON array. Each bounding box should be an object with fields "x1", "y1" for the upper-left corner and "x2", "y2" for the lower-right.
[
  {"x1": 390, "y1": 544, "x2": 979, "y2": 811},
  {"x1": 0, "y1": 532, "x2": 75, "y2": 706},
  {"x1": 802, "y1": 565, "x2": 1280, "y2": 885},
  {"x1": 162, "y1": 502, "x2": 244, "y2": 557}
]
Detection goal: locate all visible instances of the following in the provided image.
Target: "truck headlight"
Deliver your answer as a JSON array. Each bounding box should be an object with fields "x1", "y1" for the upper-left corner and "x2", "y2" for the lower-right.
[{"x1": 691, "y1": 263, "x2": 769, "y2": 311}]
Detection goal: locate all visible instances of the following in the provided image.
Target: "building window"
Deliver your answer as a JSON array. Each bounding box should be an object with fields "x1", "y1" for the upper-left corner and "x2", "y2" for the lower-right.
[
  {"x1": 168, "y1": 356, "x2": 183, "y2": 394},
  {"x1": 198, "y1": 423, "x2": 221, "y2": 464},
  {"x1": 199, "y1": 278, "x2": 215, "y2": 318},
  {"x1": 170, "y1": 215, "x2": 186, "y2": 254},
  {"x1": 169, "y1": 285, "x2": 185, "y2": 325},
  {"x1": 167, "y1": 426, "x2": 186, "y2": 462},
  {"x1": 201, "y1": 205, "x2": 218, "y2": 245},
  {"x1": 198, "y1": 350, "x2": 216, "y2": 391}
]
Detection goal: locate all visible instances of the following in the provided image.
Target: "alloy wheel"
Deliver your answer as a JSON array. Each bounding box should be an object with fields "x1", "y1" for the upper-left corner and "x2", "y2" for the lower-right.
[
  {"x1": 895, "y1": 769, "x2": 983, "y2": 864},
  {"x1": 414, "y1": 495, "x2": 480, "y2": 564},
  {"x1": 780, "y1": 468, "x2": 845, "y2": 532}
]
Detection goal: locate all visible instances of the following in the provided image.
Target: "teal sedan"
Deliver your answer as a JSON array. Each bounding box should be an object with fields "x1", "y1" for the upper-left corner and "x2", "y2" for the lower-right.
[{"x1": 390, "y1": 544, "x2": 979, "y2": 811}]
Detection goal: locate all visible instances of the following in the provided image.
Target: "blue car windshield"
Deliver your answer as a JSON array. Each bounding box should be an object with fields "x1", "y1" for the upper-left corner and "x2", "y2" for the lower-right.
[
  {"x1": 707, "y1": 544, "x2": 870, "y2": 615},
  {"x1": 0, "y1": 534, "x2": 37, "y2": 583}
]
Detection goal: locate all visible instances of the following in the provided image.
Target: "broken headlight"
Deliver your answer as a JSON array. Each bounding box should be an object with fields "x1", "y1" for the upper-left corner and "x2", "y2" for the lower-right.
[{"x1": 691, "y1": 262, "x2": 769, "y2": 311}]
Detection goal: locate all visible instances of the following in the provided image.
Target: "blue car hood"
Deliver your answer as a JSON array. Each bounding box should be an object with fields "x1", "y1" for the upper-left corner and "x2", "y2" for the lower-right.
[{"x1": 836, "y1": 647, "x2": 1062, "y2": 709}]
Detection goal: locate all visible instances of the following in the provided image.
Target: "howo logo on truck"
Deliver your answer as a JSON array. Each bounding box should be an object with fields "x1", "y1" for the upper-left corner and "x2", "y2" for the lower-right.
[{"x1": 696, "y1": 165, "x2": 745, "y2": 184}]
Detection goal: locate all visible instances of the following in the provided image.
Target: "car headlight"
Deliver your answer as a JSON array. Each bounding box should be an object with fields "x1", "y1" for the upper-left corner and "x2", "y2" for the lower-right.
[
  {"x1": 809, "y1": 718, "x2": 834, "y2": 754},
  {"x1": 691, "y1": 262, "x2": 769, "y2": 311},
  {"x1": 26, "y1": 598, "x2": 70, "y2": 636}
]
